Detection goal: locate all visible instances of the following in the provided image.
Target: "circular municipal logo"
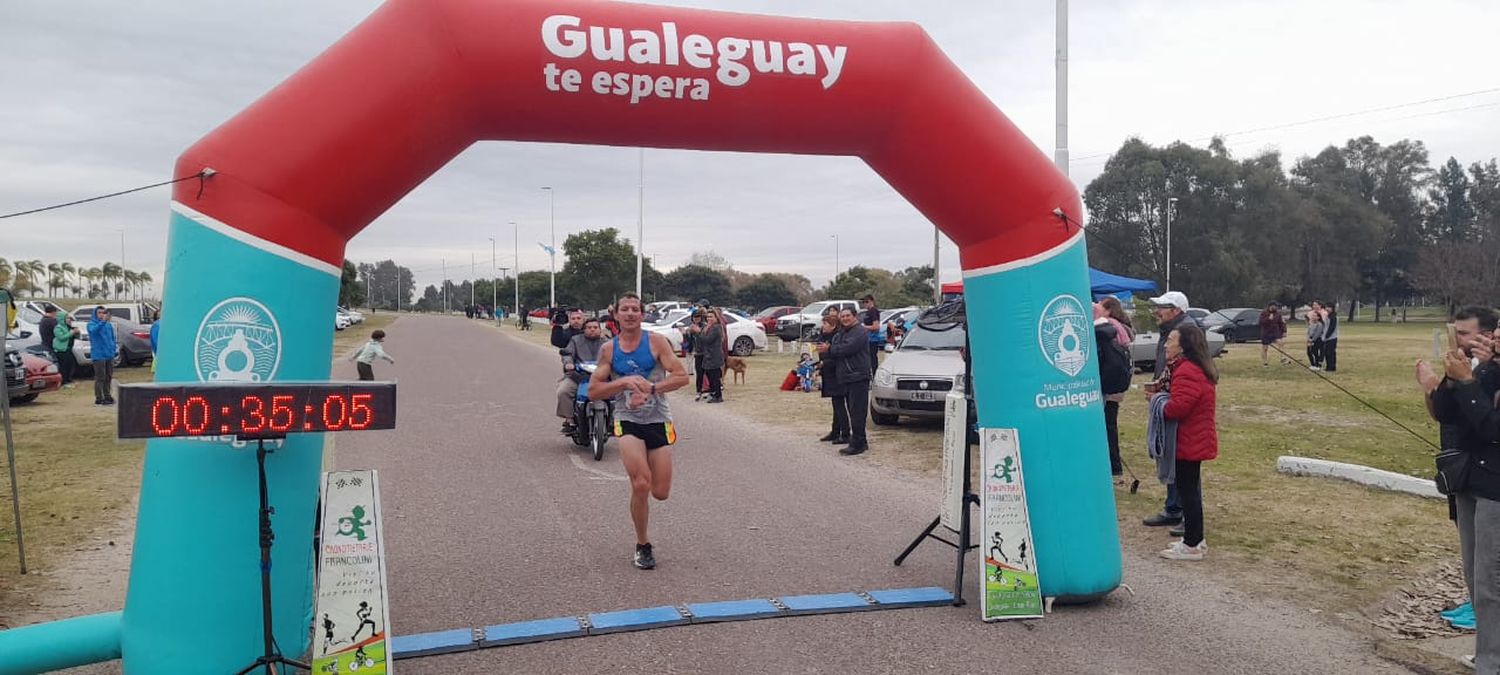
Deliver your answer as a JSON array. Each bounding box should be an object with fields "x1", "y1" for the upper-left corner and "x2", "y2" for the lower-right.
[
  {"x1": 194, "y1": 298, "x2": 281, "y2": 383},
  {"x1": 1037, "y1": 295, "x2": 1090, "y2": 378}
]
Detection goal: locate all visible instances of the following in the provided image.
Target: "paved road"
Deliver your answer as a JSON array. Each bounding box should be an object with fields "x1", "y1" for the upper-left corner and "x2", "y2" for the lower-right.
[{"x1": 334, "y1": 315, "x2": 1409, "y2": 674}]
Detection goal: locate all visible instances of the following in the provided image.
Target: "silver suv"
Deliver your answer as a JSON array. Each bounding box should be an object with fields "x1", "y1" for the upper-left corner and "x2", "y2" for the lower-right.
[{"x1": 775, "y1": 300, "x2": 858, "y2": 342}]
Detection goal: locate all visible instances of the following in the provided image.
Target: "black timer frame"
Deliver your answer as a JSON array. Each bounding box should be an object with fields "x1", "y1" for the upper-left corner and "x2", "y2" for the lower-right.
[{"x1": 117, "y1": 382, "x2": 397, "y2": 674}]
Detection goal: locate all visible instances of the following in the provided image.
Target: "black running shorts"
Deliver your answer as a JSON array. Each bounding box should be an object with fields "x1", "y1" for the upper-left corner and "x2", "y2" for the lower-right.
[{"x1": 614, "y1": 420, "x2": 677, "y2": 450}]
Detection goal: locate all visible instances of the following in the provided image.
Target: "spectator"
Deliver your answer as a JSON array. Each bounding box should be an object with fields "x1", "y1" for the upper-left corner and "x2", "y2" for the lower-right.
[
  {"x1": 149, "y1": 308, "x2": 161, "y2": 375},
  {"x1": 1150, "y1": 323, "x2": 1219, "y2": 561},
  {"x1": 1417, "y1": 306, "x2": 1500, "y2": 661},
  {"x1": 519, "y1": 305, "x2": 531, "y2": 331},
  {"x1": 1320, "y1": 301, "x2": 1341, "y2": 372},
  {"x1": 1141, "y1": 290, "x2": 1199, "y2": 528},
  {"x1": 1100, "y1": 296, "x2": 1134, "y2": 335},
  {"x1": 36, "y1": 307, "x2": 58, "y2": 363},
  {"x1": 696, "y1": 309, "x2": 727, "y2": 403},
  {"x1": 1258, "y1": 302, "x2": 1288, "y2": 367},
  {"x1": 86, "y1": 306, "x2": 118, "y2": 405},
  {"x1": 551, "y1": 309, "x2": 584, "y2": 349},
  {"x1": 686, "y1": 310, "x2": 708, "y2": 399},
  {"x1": 1094, "y1": 302, "x2": 1134, "y2": 478},
  {"x1": 815, "y1": 310, "x2": 848, "y2": 443},
  {"x1": 347, "y1": 329, "x2": 395, "y2": 380},
  {"x1": 52, "y1": 311, "x2": 80, "y2": 387},
  {"x1": 819, "y1": 307, "x2": 872, "y2": 456},
  {"x1": 859, "y1": 295, "x2": 882, "y2": 373},
  {"x1": 1306, "y1": 308, "x2": 1326, "y2": 371}
]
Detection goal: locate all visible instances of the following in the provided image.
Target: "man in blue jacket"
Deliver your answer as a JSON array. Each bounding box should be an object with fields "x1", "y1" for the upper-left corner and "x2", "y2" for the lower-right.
[{"x1": 86, "y1": 306, "x2": 118, "y2": 405}]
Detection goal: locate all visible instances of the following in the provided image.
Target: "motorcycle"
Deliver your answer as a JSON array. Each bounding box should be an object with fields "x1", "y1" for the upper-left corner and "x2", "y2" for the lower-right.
[{"x1": 569, "y1": 362, "x2": 613, "y2": 461}]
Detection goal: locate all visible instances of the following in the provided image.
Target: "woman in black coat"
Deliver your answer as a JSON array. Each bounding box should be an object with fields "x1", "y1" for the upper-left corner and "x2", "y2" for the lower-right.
[{"x1": 815, "y1": 310, "x2": 848, "y2": 443}]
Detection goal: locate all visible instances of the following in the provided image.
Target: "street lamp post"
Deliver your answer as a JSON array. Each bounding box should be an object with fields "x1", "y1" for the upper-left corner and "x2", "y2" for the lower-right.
[
  {"x1": 470, "y1": 253, "x2": 476, "y2": 309},
  {"x1": 831, "y1": 234, "x2": 840, "y2": 283},
  {"x1": 489, "y1": 237, "x2": 498, "y2": 316},
  {"x1": 636, "y1": 149, "x2": 645, "y2": 297},
  {"x1": 541, "y1": 186, "x2": 556, "y2": 308},
  {"x1": 1166, "y1": 196, "x2": 1179, "y2": 292},
  {"x1": 511, "y1": 221, "x2": 520, "y2": 317},
  {"x1": 441, "y1": 258, "x2": 448, "y2": 313},
  {"x1": 497, "y1": 267, "x2": 510, "y2": 319}
]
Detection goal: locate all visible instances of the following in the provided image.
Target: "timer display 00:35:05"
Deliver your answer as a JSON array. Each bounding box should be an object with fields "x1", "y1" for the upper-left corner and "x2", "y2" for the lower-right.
[{"x1": 116, "y1": 383, "x2": 397, "y2": 439}]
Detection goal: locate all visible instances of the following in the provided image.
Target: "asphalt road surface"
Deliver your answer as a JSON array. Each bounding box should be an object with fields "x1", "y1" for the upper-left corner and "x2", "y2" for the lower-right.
[{"x1": 333, "y1": 315, "x2": 1409, "y2": 675}]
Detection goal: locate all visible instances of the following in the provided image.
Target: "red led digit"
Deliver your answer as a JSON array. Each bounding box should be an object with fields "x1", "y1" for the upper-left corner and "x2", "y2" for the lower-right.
[
  {"x1": 241, "y1": 396, "x2": 267, "y2": 433},
  {"x1": 270, "y1": 395, "x2": 295, "y2": 432},
  {"x1": 349, "y1": 393, "x2": 374, "y2": 429},
  {"x1": 151, "y1": 397, "x2": 180, "y2": 436},
  {"x1": 322, "y1": 395, "x2": 347, "y2": 431},
  {"x1": 182, "y1": 396, "x2": 211, "y2": 435}
]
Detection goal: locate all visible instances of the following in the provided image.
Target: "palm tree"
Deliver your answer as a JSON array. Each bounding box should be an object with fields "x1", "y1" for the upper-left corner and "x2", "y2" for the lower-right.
[
  {"x1": 61, "y1": 262, "x2": 76, "y2": 297},
  {"x1": 18, "y1": 260, "x2": 44, "y2": 297},
  {"x1": 47, "y1": 263, "x2": 62, "y2": 297},
  {"x1": 83, "y1": 267, "x2": 103, "y2": 299},
  {"x1": 135, "y1": 271, "x2": 153, "y2": 300},
  {"x1": 0, "y1": 257, "x2": 10, "y2": 287},
  {"x1": 101, "y1": 262, "x2": 122, "y2": 300},
  {"x1": 123, "y1": 270, "x2": 140, "y2": 300}
]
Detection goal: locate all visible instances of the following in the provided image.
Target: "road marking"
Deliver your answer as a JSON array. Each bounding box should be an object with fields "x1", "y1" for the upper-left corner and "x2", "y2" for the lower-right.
[{"x1": 570, "y1": 453, "x2": 626, "y2": 481}]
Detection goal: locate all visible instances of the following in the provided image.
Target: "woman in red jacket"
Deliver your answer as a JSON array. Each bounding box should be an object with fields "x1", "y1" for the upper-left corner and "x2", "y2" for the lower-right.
[{"x1": 1159, "y1": 323, "x2": 1219, "y2": 561}]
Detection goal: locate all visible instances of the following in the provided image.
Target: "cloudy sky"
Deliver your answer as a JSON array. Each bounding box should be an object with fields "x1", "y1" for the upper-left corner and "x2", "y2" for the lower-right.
[{"x1": 3, "y1": 0, "x2": 1497, "y2": 296}]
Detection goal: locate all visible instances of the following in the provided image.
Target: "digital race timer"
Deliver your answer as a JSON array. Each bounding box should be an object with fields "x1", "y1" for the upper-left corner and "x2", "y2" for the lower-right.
[{"x1": 117, "y1": 382, "x2": 397, "y2": 439}]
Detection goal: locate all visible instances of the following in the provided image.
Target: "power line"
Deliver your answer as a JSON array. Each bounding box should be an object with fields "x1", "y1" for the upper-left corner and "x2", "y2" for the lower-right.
[{"x1": 0, "y1": 170, "x2": 212, "y2": 220}]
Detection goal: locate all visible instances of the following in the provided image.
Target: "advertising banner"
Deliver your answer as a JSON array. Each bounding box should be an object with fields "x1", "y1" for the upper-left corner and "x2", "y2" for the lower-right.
[
  {"x1": 980, "y1": 428, "x2": 1043, "y2": 621},
  {"x1": 312, "y1": 470, "x2": 394, "y2": 673}
]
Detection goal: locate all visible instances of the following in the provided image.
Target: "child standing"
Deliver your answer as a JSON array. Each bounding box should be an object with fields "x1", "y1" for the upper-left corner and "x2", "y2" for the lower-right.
[{"x1": 348, "y1": 329, "x2": 395, "y2": 380}]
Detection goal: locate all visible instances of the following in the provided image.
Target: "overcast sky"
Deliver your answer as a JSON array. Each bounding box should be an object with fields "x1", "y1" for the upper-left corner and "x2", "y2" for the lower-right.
[{"x1": 3, "y1": 0, "x2": 1497, "y2": 296}]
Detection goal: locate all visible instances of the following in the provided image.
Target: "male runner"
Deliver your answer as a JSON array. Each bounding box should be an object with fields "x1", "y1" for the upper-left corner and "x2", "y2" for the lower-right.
[{"x1": 589, "y1": 293, "x2": 690, "y2": 569}]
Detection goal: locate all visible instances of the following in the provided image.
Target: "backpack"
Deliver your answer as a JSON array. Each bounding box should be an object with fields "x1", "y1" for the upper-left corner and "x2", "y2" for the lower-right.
[{"x1": 1096, "y1": 325, "x2": 1133, "y2": 395}]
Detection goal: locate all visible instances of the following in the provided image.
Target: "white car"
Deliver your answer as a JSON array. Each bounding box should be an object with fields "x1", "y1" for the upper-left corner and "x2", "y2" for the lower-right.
[
  {"x1": 338, "y1": 306, "x2": 365, "y2": 324},
  {"x1": 775, "y1": 299, "x2": 860, "y2": 341},
  {"x1": 647, "y1": 310, "x2": 767, "y2": 356},
  {"x1": 335, "y1": 312, "x2": 351, "y2": 331}
]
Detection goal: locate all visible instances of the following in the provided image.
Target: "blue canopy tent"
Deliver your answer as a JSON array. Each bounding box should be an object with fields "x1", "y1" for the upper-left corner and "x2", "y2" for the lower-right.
[
  {"x1": 1088, "y1": 267, "x2": 1157, "y2": 302},
  {"x1": 941, "y1": 268, "x2": 1156, "y2": 302}
]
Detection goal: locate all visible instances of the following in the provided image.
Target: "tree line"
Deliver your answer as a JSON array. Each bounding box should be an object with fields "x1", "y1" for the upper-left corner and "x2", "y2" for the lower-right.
[
  {"x1": 1084, "y1": 135, "x2": 1499, "y2": 319},
  {"x1": 345, "y1": 227, "x2": 940, "y2": 314},
  {"x1": 0, "y1": 257, "x2": 154, "y2": 300}
]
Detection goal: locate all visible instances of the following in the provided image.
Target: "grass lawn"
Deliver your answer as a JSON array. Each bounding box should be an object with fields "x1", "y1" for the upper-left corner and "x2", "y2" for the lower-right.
[
  {"x1": 501, "y1": 319, "x2": 1457, "y2": 618},
  {"x1": 0, "y1": 311, "x2": 396, "y2": 624}
]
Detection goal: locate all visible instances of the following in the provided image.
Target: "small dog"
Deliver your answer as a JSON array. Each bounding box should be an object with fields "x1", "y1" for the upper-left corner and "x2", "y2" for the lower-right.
[{"x1": 725, "y1": 356, "x2": 748, "y2": 385}]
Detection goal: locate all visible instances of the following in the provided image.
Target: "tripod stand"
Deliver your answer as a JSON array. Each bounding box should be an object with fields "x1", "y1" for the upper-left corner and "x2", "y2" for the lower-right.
[
  {"x1": 234, "y1": 437, "x2": 309, "y2": 675},
  {"x1": 893, "y1": 300, "x2": 979, "y2": 606}
]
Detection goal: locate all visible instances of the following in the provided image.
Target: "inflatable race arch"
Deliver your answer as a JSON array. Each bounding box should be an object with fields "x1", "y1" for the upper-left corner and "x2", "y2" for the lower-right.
[{"x1": 3, "y1": 0, "x2": 1120, "y2": 670}]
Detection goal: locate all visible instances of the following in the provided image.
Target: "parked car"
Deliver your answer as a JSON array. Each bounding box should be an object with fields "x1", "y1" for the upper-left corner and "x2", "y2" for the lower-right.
[
  {"x1": 14, "y1": 352, "x2": 62, "y2": 403},
  {"x1": 338, "y1": 306, "x2": 365, "y2": 324},
  {"x1": 776, "y1": 300, "x2": 859, "y2": 342},
  {"x1": 71, "y1": 302, "x2": 157, "y2": 325},
  {"x1": 5, "y1": 346, "x2": 27, "y2": 402},
  {"x1": 1185, "y1": 307, "x2": 1211, "y2": 323},
  {"x1": 76, "y1": 316, "x2": 153, "y2": 367},
  {"x1": 335, "y1": 312, "x2": 351, "y2": 331},
  {"x1": 1202, "y1": 308, "x2": 1264, "y2": 343},
  {"x1": 647, "y1": 310, "x2": 768, "y2": 357},
  {"x1": 752, "y1": 306, "x2": 800, "y2": 334},
  {"x1": 1129, "y1": 328, "x2": 1227, "y2": 371},
  {"x1": 871, "y1": 319, "x2": 966, "y2": 425}
]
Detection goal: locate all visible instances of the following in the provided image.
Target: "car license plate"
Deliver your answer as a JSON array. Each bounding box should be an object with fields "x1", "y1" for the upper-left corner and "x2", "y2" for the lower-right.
[{"x1": 910, "y1": 391, "x2": 937, "y2": 402}]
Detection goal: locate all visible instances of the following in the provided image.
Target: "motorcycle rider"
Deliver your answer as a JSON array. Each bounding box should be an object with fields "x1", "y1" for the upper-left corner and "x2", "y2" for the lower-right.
[{"x1": 557, "y1": 317, "x2": 607, "y2": 433}]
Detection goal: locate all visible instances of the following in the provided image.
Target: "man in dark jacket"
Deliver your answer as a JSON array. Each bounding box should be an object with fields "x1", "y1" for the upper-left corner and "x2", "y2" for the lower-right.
[
  {"x1": 1143, "y1": 291, "x2": 1201, "y2": 528},
  {"x1": 1420, "y1": 306, "x2": 1500, "y2": 666},
  {"x1": 551, "y1": 308, "x2": 584, "y2": 349},
  {"x1": 819, "y1": 308, "x2": 873, "y2": 455}
]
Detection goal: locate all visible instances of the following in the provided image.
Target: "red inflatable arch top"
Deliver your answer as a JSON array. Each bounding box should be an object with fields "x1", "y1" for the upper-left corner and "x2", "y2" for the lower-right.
[{"x1": 173, "y1": 0, "x2": 1079, "y2": 271}]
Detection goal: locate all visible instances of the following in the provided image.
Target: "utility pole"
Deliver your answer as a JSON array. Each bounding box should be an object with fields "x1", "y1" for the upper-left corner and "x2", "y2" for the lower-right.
[
  {"x1": 489, "y1": 237, "x2": 498, "y2": 315},
  {"x1": 933, "y1": 226, "x2": 941, "y2": 304},
  {"x1": 541, "y1": 186, "x2": 556, "y2": 308},
  {"x1": 511, "y1": 221, "x2": 520, "y2": 317},
  {"x1": 1166, "y1": 197, "x2": 1178, "y2": 291},
  {"x1": 1055, "y1": 0, "x2": 1069, "y2": 176},
  {"x1": 442, "y1": 259, "x2": 448, "y2": 313},
  {"x1": 637, "y1": 149, "x2": 645, "y2": 297},
  {"x1": 470, "y1": 253, "x2": 476, "y2": 309}
]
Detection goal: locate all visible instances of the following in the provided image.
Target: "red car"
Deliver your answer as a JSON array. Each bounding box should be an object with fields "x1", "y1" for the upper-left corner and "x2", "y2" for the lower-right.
[
  {"x1": 753, "y1": 306, "x2": 801, "y2": 333},
  {"x1": 15, "y1": 353, "x2": 62, "y2": 404}
]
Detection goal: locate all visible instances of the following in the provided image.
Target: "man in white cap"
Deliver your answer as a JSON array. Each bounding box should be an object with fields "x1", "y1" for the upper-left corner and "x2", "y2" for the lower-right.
[{"x1": 1142, "y1": 290, "x2": 1201, "y2": 530}]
